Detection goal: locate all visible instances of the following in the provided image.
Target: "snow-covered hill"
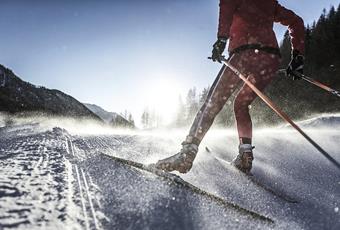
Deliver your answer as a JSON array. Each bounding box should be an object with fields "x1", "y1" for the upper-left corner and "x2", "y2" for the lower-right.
[
  {"x1": 84, "y1": 103, "x2": 134, "y2": 128},
  {"x1": 83, "y1": 103, "x2": 117, "y2": 123},
  {"x1": 0, "y1": 114, "x2": 339, "y2": 229},
  {"x1": 296, "y1": 113, "x2": 340, "y2": 129}
]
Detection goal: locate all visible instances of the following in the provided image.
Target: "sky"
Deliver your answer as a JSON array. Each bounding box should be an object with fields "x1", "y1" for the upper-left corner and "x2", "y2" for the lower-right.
[{"x1": 0, "y1": 0, "x2": 339, "y2": 126}]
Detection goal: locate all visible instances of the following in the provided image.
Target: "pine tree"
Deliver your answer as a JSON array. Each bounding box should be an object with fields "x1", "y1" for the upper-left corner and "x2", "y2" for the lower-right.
[
  {"x1": 128, "y1": 113, "x2": 135, "y2": 127},
  {"x1": 199, "y1": 87, "x2": 209, "y2": 106},
  {"x1": 279, "y1": 30, "x2": 292, "y2": 68},
  {"x1": 175, "y1": 95, "x2": 186, "y2": 127},
  {"x1": 186, "y1": 87, "x2": 199, "y2": 123},
  {"x1": 141, "y1": 108, "x2": 150, "y2": 129}
]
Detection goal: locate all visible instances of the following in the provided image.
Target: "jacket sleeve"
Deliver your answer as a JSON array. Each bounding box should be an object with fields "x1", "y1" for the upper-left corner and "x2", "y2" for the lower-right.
[
  {"x1": 274, "y1": 2, "x2": 305, "y2": 54},
  {"x1": 217, "y1": 0, "x2": 239, "y2": 38}
]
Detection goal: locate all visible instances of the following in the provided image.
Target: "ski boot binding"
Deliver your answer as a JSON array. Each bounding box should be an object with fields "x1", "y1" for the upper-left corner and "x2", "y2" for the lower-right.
[
  {"x1": 154, "y1": 139, "x2": 198, "y2": 173},
  {"x1": 232, "y1": 144, "x2": 254, "y2": 175}
]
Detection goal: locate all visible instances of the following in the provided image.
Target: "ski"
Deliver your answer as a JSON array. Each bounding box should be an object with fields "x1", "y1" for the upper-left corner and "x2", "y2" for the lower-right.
[
  {"x1": 100, "y1": 152, "x2": 274, "y2": 224},
  {"x1": 205, "y1": 147, "x2": 298, "y2": 204}
]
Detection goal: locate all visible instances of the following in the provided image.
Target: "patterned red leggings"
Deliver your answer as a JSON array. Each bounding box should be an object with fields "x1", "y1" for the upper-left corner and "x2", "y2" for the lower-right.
[{"x1": 188, "y1": 50, "x2": 280, "y2": 143}]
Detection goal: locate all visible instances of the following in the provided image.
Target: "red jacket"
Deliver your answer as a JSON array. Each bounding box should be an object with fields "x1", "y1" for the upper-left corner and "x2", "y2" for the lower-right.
[{"x1": 218, "y1": 0, "x2": 305, "y2": 54}]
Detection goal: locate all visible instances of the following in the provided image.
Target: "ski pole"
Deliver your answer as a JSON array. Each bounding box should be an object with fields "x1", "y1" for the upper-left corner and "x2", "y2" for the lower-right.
[
  {"x1": 278, "y1": 69, "x2": 340, "y2": 98},
  {"x1": 219, "y1": 57, "x2": 340, "y2": 171}
]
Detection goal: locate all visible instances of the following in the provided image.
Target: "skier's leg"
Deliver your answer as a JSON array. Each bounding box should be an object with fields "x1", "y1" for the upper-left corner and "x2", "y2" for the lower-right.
[
  {"x1": 234, "y1": 54, "x2": 280, "y2": 140},
  {"x1": 232, "y1": 51, "x2": 280, "y2": 173},
  {"x1": 186, "y1": 71, "x2": 237, "y2": 143},
  {"x1": 155, "y1": 54, "x2": 246, "y2": 173},
  {"x1": 187, "y1": 56, "x2": 245, "y2": 144}
]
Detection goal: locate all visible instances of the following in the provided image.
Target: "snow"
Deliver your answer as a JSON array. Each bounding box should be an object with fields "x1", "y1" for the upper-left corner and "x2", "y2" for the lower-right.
[
  {"x1": 0, "y1": 113, "x2": 339, "y2": 229},
  {"x1": 83, "y1": 103, "x2": 118, "y2": 124},
  {"x1": 0, "y1": 126, "x2": 83, "y2": 229},
  {"x1": 296, "y1": 113, "x2": 340, "y2": 129},
  {"x1": 32, "y1": 85, "x2": 44, "y2": 89}
]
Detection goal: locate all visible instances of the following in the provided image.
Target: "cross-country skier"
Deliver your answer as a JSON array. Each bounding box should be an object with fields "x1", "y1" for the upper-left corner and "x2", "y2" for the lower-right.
[{"x1": 154, "y1": 0, "x2": 305, "y2": 174}]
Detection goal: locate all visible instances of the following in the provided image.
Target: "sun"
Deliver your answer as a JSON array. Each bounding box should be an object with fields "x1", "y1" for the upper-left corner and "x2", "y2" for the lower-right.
[{"x1": 145, "y1": 78, "x2": 183, "y2": 125}]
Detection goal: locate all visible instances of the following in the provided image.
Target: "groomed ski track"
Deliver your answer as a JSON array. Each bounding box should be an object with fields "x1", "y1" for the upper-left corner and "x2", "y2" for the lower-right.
[{"x1": 0, "y1": 115, "x2": 339, "y2": 229}]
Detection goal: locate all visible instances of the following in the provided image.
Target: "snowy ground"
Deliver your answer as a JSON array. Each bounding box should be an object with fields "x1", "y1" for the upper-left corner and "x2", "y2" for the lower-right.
[{"x1": 0, "y1": 114, "x2": 339, "y2": 229}]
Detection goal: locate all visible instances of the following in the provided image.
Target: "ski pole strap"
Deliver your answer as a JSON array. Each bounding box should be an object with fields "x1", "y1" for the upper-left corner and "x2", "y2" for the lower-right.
[
  {"x1": 221, "y1": 57, "x2": 340, "y2": 172},
  {"x1": 230, "y1": 44, "x2": 281, "y2": 57}
]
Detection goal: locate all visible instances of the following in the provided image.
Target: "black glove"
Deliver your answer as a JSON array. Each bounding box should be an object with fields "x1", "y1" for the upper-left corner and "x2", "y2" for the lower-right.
[
  {"x1": 286, "y1": 50, "x2": 304, "y2": 80},
  {"x1": 211, "y1": 37, "x2": 227, "y2": 63}
]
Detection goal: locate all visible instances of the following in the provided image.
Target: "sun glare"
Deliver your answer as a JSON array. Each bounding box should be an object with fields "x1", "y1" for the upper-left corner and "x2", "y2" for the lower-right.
[{"x1": 145, "y1": 78, "x2": 183, "y2": 125}]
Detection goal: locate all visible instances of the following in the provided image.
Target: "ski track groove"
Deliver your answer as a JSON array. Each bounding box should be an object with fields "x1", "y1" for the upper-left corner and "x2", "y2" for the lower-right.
[
  {"x1": 68, "y1": 135, "x2": 102, "y2": 229},
  {"x1": 81, "y1": 168, "x2": 100, "y2": 230},
  {"x1": 65, "y1": 137, "x2": 72, "y2": 156},
  {"x1": 75, "y1": 165, "x2": 90, "y2": 230},
  {"x1": 87, "y1": 173, "x2": 102, "y2": 208},
  {"x1": 68, "y1": 137, "x2": 75, "y2": 157},
  {"x1": 0, "y1": 126, "x2": 84, "y2": 229},
  {"x1": 33, "y1": 149, "x2": 43, "y2": 170}
]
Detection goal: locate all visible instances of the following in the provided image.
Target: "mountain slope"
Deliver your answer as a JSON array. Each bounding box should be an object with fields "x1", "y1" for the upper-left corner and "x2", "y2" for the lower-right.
[
  {"x1": 0, "y1": 64, "x2": 100, "y2": 120},
  {"x1": 83, "y1": 103, "x2": 118, "y2": 123},
  {"x1": 84, "y1": 103, "x2": 134, "y2": 128}
]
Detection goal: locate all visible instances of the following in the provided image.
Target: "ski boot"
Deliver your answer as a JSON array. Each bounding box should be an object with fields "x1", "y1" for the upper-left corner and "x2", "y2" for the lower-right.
[
  {"x1": 154, "y1": 137, "x2": 199, "y2": 173},
  {"x1": 231, "y1": 144, "x2": 254, "y2": 175}
]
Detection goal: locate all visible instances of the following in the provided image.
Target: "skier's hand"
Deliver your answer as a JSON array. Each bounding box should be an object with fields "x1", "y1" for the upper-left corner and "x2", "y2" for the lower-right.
[
  {"x1": 211, "y1": 37, "x2": 227, "y2": 63},
  {"x1": 286, "y1": 50, "x2": 304, "y2": 80}
]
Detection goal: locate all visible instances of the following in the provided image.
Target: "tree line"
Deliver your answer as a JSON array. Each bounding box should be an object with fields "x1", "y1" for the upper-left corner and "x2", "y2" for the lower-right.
[{"x1": 111, "y1": 110, "x2": 135, "y2": 128}]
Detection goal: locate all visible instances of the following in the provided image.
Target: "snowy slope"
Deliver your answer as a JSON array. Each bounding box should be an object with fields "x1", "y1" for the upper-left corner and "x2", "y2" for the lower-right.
[
  {"x1": 83, "y1": 103, "x2": 118, "y2": 123},
  {"x1": 296, "y1": 113, "x2": 340, "y2": 129},
  {"x1": 83, "y1": 103, "x2": 134, "y2": 128},
  {"x1": 0, "y1": 114, "x2": 339, "y2": 229}
]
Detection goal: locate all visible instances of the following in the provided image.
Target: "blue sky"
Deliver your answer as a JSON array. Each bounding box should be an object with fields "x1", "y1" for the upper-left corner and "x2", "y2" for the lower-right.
[{"x1": 0, "y1": 0, "x2": 339, "y2": 125}]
